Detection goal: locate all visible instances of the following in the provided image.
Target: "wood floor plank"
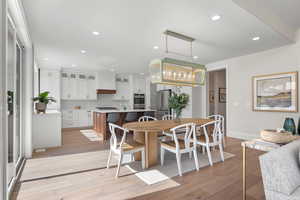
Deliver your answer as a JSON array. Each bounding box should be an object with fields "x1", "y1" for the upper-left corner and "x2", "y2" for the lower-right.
[{"x1": 12, "y1": 130, "x2": 265, "y2": 200}]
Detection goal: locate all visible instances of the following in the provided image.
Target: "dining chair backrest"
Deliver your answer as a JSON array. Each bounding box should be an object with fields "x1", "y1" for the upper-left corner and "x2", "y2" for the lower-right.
[
  {"x1": 162, "y1": 114, "x2": 173, "y2": 120},
  {"x1": 170, "y1": 123, "x2": 196, "y2": 150},
  {"x1": 108, "y1": 123, "x2": 128, "y2": 150},
  {"x1": 200, "y1": 120, "x2": 222, "y2": 143},
  {"x1": 138, "y1": 116, "x2": 157, "y2": 122},
  {"x1": 208, "y1": 114, "x2": 224, "y2": 134}
]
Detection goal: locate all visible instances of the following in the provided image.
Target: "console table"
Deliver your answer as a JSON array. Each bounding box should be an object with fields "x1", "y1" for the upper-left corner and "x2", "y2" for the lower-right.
[{"x1": 241, "y1": 139, "x2": 281, "y2": 200}]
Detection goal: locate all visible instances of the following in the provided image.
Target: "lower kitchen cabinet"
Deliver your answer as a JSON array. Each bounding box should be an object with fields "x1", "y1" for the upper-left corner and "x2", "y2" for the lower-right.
[{"x1": 62, "y1": 109, "x2": 93, "y2": 128}]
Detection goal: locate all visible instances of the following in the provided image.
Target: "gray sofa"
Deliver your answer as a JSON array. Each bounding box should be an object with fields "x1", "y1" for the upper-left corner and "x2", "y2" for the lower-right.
[{"x1": 259, "y1": 139, "x2": 300, "y2": 200}]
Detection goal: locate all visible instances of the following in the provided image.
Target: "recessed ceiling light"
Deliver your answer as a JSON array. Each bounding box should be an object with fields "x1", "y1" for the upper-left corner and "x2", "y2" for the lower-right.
[
  {"x1": 211, "y1": 15, "x2": 221, "y2": 21},
  {"x1": 81, "y1": 50, "x2": 86, "y2": 54},
  {"x1": 72, "y1": 64, "x2": 77, "y2": 67},
  {"x1": 110, "y1": 69, "x2": 115, "y2": 72},
  {"x1": 153, "y1": 46, "x2": 159, "y2": 50},
  {"x1": 44, "y1": 58, "x2": 49, "y2": 61},
  {"x1": 140, "y1": 73, "x2": 145, "y2": 75},
  {"x1": 193, "y1": 55, "x2": 199, "y2": 60},
  {"x1": 252, "y1": 36, "x2": 260, "y2": 41},
  {"x1": 92, "y1": 31, "x2": 100, "y2": 35}
]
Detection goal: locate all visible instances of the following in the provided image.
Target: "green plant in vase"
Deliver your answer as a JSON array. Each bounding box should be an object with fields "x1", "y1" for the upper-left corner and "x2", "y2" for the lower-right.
[
  {"x1": 33, "y1": 91, "x2": 56, "y2": 114},
  {"x1": 168, "y1": 92, "x2": 189, "y2": 122}
]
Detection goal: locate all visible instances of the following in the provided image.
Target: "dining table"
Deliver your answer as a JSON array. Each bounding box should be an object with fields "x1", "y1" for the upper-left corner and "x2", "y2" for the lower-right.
[{"x1": 123, "y1": 118, "x2": 213, "y2": 168}]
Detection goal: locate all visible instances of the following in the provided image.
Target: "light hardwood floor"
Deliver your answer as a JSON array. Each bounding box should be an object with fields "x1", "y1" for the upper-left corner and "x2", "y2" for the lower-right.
[{"x1": 12, "y1": 129, "x2": 265, "y2": 200}]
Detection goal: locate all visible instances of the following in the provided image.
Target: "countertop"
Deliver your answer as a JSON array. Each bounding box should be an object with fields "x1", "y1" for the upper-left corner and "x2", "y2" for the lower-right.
[
  {"x1": 33, "y1": 110, "x2": 61, "y2": 115},
  {"x1": 92, "y1": 109, "x2": 156, "y2": 113}
]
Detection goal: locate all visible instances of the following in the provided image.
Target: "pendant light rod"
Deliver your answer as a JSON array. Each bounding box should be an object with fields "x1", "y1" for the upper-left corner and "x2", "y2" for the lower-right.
[
  {"x1": 164, "y1": 30, "x2": 195, "y2": 42},
  {"x1": 164, "y1": 30, "x2": 195, "y2": 58}
]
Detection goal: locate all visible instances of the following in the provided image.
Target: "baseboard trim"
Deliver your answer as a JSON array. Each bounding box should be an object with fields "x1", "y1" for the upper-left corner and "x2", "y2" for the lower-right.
[{"x1": 227, "y1": 131, "x2": 259, "y2": 140}]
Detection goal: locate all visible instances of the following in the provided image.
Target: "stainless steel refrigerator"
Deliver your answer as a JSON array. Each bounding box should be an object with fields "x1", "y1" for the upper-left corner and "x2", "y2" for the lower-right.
[{"x1": 156, "y1": 89, "x2": 172, "y2": 119}]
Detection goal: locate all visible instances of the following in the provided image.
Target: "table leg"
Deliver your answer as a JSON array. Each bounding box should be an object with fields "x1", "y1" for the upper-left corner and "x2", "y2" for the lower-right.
[
  {"x1": 243, "y1": 145, "x2": 246, "y2": 200},
  {"x1": 133, "y1": 131, "x2": 158, "y2": 168}
]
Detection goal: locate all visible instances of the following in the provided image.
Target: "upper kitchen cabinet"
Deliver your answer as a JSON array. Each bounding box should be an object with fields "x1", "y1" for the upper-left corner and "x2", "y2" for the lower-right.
[
  {"x1": 114, "y1": 74, "x2": 130, "y2": 100},
  {"x1": 61, "y1": 70, "x2": 97, "y2": 100},
  {"x1": 86, "y1": 74, "x2": 97, "y2": 100},
  {"x1": 40, "y1": 68, "x2": 61, "y2": 110},
  {"x1": 98, "y1": 70, "x2": 116, "y2": 90},
  {"x1": 132, "y1": 74, "x2": 146, "y2": 94}
]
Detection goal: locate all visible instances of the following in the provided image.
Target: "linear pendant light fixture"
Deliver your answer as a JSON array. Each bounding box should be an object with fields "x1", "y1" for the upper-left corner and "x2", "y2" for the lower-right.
[{"x1": 149, "y1": 30, "x2": 206, "y2": 87}]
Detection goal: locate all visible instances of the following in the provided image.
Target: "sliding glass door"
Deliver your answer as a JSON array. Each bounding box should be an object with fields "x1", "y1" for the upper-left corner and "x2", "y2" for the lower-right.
[
  {"x1": 7, "y1": 19, "x2": 15, "y2": 185},
  {"x1": 7, "y1": 17, "x2": 24, "y2": 187}
]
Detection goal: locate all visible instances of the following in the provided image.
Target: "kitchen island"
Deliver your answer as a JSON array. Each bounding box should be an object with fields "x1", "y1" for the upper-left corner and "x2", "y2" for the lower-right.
[{"x1": 93, "y1": 109, "x2": 155, "y2": 140}]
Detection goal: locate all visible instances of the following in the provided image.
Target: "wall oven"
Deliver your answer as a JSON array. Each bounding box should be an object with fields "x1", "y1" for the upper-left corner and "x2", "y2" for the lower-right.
[{"x1": 134, "y1": 93, "x2": 145, "y2": 109}]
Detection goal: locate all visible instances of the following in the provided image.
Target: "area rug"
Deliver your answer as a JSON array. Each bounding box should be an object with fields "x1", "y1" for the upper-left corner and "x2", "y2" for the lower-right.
[
  {"x1": 126, "y1": 150, "x2": 234, "y2": 185},
  {"x1": 80, "y1": 129, "x2": 103, "y2": 141},
  {"x1": 21, "y1": 148, "x2": 234, "y2": 184}
]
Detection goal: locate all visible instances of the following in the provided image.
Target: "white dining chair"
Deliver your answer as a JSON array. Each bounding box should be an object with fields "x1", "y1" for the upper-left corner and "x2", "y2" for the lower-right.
[
  {"x1": 138, "y1": 116, "x2": 157, "y2": 122},
  {"x1": 107, "y1": 123, "x2": 145, "y2": 177},
  {"x1": 162, "y1": 114, "x2": 173, "y2": 120},
  {"x1": 208, "y1": 114, "x2": 225, "y2": 147},
  {"x1": 161, "y1": 114, "x2": 174, "y2": 139},
  {"x1": 160, "y1": 123, "x2": 199, "y2": 176},
  {"x1": 195, "y1": 120, "x2": 224, "y2": 166}
]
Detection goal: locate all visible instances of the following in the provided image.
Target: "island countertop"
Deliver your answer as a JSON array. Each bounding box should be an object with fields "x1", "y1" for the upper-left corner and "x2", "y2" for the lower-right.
[{"x1": 92, "y1": 109, "x2": 156, "y2": 113}]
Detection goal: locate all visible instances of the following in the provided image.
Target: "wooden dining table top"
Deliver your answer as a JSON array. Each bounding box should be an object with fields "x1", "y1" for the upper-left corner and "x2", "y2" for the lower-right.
[{"x1": 123, "y1": 118, "x2": 213, "y2": 132}]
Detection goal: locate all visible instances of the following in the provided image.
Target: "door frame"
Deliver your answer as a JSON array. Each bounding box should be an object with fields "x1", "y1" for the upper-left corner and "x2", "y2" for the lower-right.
[
  {"x1": 202, "y1": 64, "x2": 229, "y2": 136},
  {"x1": 1, "y1": 0, "x2": 8, "y2": 199}
]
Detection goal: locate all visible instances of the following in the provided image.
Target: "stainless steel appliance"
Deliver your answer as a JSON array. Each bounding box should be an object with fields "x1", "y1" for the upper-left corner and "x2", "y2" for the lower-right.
[
  {"x1": 156, "y1": 89, "x2": 172, "y2": 118},
  {"x1": 133, "y1": 93, "x2": 145, "y2": 109}
]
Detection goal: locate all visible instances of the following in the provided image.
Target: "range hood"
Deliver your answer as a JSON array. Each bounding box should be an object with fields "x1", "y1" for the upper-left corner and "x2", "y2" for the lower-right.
[{"x1": 96, "y1": 89, "x2": 116, "y2": 94}]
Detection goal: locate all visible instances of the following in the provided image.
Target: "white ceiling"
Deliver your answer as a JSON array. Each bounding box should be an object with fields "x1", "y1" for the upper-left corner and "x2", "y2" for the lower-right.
[
  {"x1": 22, "y1": 0, "x2": 297, "y2": 73},
  {"x1": 265, "y1": 0, "x2": 300, "y2": 31}
]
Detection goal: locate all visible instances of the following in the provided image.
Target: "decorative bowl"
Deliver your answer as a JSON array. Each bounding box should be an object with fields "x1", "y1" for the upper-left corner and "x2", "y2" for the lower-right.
[{"x1": 260, "y1": 129, "x2": 300, "y2": 144}]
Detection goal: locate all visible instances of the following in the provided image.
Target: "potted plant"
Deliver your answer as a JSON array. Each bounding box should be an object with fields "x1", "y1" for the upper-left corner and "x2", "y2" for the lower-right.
[
  {"x1": 33, "y1": 91, "x2": 56, "y2": 113},
  {"x1": 168, "y1": 92, "x2": 189, "y2": 122}
]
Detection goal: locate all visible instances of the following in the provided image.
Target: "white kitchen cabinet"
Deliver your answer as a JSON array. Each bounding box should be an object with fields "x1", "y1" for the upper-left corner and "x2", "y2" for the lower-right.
[
  {"x1": 87, "y1": 74, "x2": 97, "y2": 100},
  {"x1": 114, "y1": 74, "x2": 130, "y2": 100},
  {"x1": 69, "y1": 73, "x2": 78, "y2": 99},
  {"x1": 98, "y1": 70, "x2": 116, "y2": 90},
  {"x1": 61, "y1": 72, "x2": 70, "y2": 100},
  {"x1": 77, "y1": 73, "x2": 88, "y2": 100},
  {"x1": 33, "y1": 111, "x2": 62, "y2": 149},
  {"x1": 87, "y1": 111, "x2": 93, "y2": 126},
  {"x1": 40, "y1": 69, "x2": 61, "y2": 110},
  {"x1": 62, "y1": 109, "x2": 93, "y2": 128},
  {"x1": 132, "y1": 75, "x2": 146, "y2": 94},
  {"x1": 61, "y1": 71, "x2": 98, "y2": 100}
]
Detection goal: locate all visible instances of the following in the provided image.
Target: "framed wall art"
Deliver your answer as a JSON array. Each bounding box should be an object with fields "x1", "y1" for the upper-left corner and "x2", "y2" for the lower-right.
[
  {"x1": 209, "y1": 90, "x2": 214, "y2": 103},
  {"x1": 252, "y1": 71, "x2": 298, "y2": 112},
  {"x1": 219, "y1": 88, "x2": 226, "y2": 103}
]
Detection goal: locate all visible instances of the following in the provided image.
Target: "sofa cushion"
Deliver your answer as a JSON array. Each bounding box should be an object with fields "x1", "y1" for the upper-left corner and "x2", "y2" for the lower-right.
[{"x1": 259, "y1": 140, "x2": 300, "y2": 195}]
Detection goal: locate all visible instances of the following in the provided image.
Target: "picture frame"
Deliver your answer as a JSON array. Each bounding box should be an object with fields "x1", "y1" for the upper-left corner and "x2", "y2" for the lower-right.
[
  {"x1": 219, "y1": 88, "x2": 226, "y2": 103},
  {"x1": 209, "y1": 90, "x2": 214, "y2": 103},
  {"x1": 252, "y1": 71, "x2": 298, "y2": 112}
]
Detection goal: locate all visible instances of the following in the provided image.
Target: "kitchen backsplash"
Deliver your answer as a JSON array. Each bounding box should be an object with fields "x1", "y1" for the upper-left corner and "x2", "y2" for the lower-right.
[{"x1": 61, "y1": 95, "x2": 130, "y2": 110}]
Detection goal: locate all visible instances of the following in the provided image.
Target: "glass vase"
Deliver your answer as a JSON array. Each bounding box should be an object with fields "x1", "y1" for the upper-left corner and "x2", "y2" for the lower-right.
[
  {"x1": 174, "y1": 109, "x2": 182, "y2": 123},
  {"x1": 283, "y1": 117, "x2": 296, "y2": 135}
]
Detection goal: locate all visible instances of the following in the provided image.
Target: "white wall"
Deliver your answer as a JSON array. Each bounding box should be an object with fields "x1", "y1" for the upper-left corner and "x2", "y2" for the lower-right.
[{"x1": 205, "y1": 34, "x2": 300, "y2": 140}]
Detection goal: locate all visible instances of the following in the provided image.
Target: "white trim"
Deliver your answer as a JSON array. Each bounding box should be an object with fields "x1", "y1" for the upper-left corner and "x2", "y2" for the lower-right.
[
  {"x1": 203, "y1": 65, "x2": 229, "y2": 137},
  {"x1": 1, "y1": 0, "x2": 8, "y2": 199}
]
